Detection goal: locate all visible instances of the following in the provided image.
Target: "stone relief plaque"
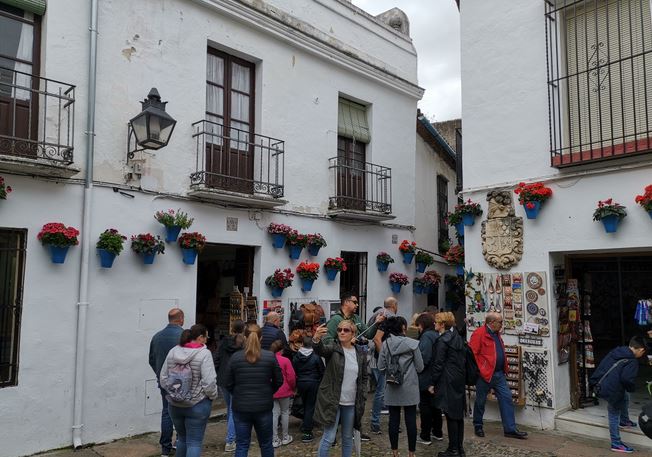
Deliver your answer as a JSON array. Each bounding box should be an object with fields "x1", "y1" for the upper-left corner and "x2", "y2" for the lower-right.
[{"x1": 481, "y1": 191, "x2": 523, "y2": 269}]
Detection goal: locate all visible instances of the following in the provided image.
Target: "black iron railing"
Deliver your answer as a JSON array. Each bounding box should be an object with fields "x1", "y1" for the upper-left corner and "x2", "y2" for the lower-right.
[
  {"x1": 0, "y1": 66, "x2": 75, "y2": 164},
  {"x1": 328, "y1": 157, "x2": 392, "y2": 214},
  {"x1": 545, "y1": 0, "x2": 652, "y2": 167},
  {"x1": 190, "y1": 120, "x2": 285, "y2": 198}
]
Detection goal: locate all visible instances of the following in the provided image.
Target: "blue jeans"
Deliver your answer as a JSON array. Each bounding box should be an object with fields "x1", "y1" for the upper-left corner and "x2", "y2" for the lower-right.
[
  {"x1": 233, "y1": 409, "x2": 274, "y2": 457},
  {"x1": 607, "y1": 393, "x2": 630, "y2": 443},
  {"x1": 318, "y1": 405, "x2": 355, "y2": 457},
  {"x1": 168, "y1": 398, "x2": 212, "y2": 457},
  {"x1": 473, "y1": 371, "x2": 517, "y2": 433},
  {"x1": 220, "y1": 387, "x2": 236, "y2": 444},
  {"x1": 371, "y1": 367, "x2": 386, "y2": 429},
  {"x1": 160, "y1": 388, "x2": 174, "y2": 455}
]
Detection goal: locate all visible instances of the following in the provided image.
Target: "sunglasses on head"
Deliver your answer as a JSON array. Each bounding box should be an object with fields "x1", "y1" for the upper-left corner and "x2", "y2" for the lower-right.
[{"x1": 337, "y1": 327, "x2": 352, "y2": 333}]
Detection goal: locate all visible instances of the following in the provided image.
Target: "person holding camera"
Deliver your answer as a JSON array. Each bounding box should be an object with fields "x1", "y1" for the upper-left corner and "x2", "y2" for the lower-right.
[{"x1": 377, "y1": 316, "x2": 424, "y2": 457}]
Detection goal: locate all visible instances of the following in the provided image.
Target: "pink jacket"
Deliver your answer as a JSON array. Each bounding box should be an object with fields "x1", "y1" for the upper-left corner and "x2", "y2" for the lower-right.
[{"x1": 273, "y1": 352, "x2": 296, "y2": 399}]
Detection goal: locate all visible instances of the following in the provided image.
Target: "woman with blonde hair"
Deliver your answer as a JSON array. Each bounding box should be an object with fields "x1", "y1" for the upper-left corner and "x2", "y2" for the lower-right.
[{"x1": 225, "y1": 323, "x2": 283, "y2": 457}]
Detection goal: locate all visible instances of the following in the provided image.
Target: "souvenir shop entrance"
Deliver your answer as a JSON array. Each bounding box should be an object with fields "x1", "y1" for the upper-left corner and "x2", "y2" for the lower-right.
[{"x1": 558, "y1": 254, "x2": 652, "y2": 443}]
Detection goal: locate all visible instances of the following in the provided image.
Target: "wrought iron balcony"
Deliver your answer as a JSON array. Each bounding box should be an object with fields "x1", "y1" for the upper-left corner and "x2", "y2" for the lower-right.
[
  {"x1": 0, "y1": 66, "x2": 75, "y2": 167},
  {"x1": 328, "y1": 157, "x2": 393, "y2": 221},
  {"x1": 189, "y1": 120, "x2": 285, "y2": 207}
]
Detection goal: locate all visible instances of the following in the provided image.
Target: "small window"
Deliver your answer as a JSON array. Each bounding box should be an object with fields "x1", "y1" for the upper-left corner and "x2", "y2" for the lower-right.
[
  {"x1": 338, "y1": 98, "x2": 370, "y2": 144},
  {"x1": 0, "y1": 228, "x2": 26, "y2": 387},
  {"x1": 437, "y1": 176, "x2": 449, "y2": 253}
]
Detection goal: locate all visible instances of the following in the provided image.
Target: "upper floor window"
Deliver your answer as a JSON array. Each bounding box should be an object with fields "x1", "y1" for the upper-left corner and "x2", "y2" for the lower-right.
[
  {"x1": 546, "y1": 0, "x2": 652, "y2": 166},
  {"x1": 437, "y1": 175, "x2": 449, "y2": 253}
]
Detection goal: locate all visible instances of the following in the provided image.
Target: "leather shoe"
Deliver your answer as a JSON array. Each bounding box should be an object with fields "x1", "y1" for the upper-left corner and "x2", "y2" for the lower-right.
[
  {"x1": 437, "y1": 451, "x2": 460, "y2": 457},
  {"x1": 474, "y1": 427, "x2": 485, "y2": 437},
  {"x1": 504, "y1": 430, "x2": 528, "y2": 439}
]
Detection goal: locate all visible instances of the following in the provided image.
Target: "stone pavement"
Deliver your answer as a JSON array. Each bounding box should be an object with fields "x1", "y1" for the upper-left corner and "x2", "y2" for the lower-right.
[{"x1": 40, "y1": 408, "x2": 649, "y2": 457}]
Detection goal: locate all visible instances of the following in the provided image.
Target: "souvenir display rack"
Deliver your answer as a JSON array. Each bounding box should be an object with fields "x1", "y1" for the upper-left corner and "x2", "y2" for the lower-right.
[
  {"x1": 576, "y1": 275, "x2": 597, "y2": 406},
  {"x1": 469, "y1": 345, "x2": 525, "y2": 406}
]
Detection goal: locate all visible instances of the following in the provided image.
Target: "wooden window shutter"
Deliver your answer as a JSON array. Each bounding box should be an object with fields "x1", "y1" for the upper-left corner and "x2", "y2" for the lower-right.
[
  {"x1": 338, "y1": 98, "x2": 371, "y2": 144},
  {"x1": 0, "y1": 0, "x2": 46, "y2": 15}
]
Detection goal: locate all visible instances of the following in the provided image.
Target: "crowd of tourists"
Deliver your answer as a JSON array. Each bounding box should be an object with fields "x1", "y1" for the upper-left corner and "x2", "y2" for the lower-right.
[{"x1": 148, "y1": 297, "x2": 532, "y2": 457}]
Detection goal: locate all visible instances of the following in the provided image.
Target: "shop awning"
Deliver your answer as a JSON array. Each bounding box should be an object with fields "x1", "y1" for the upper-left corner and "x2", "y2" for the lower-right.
[
  {"x1": 1, "y1": 0, "x2": 46, "y2": 15},
  {"x1": 338, "y1": 98, "x2": 370, "y2": 144}
]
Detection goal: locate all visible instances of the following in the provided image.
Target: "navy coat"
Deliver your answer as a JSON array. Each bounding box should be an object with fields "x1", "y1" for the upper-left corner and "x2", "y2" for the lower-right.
[{"x1": 589, "y1": 346, "x2": 639, "y2": 404}]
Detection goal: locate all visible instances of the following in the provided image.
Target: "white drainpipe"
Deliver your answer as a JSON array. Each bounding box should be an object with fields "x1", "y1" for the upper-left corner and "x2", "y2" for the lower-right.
[{"x1": 72, "y1": 0, "x2": 99, "y2": 448}]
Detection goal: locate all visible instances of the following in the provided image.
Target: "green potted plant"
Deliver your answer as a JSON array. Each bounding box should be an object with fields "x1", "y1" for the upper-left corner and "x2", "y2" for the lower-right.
[
  {"x1": 323, "y1": 257, "x2": 346, "y2": 281},
  {"x1": 178, "y1": 232, "x2": 207, "y2": 265},
  {"x1": 296, "y1": 261, "x2": 320, "y2": 291},
  {"x1": 514, "y1": 181, "x2": 553, "y2": 219},
  {"x1": 635, "y1": 185, "x2": 652, "y2": 219},
  {"x1": 265, "y1": 268, "x2": 294, "y2": 297},
  {"x1": 0, "y1": 175, "x2": 12, "y2": 201},
  {"x1": 423, "y1": 269, "x2": 442, "y2": 293},
  {"x1": 155, "y1": 209, "x2": 194, "y2": 242},
  {"x1": 399, "y1": 240, "x2": 417, "y2": 264},
  {"x1": 376, "y1": 252, "x2": 395, "y2": 272},
  {"x1": 415, "y1": 251, "x2": 434, "y2": 273},
  {"x1": 37, "y1": 222, "x2": 80, "y2": 264},
  {"x1": 443, "y1": 244, "x2": 464, "y2": 276},
  {"x1": 389, "y1": 272, "x2": 409, "y2": 294},
  {"x1": 286, "y1": 230, "x2": 308, "y2": 259},
  {"x1": 131, "y1": 233, "x2": 165, "y2": 264},
  {"x1": 413, "y1": 276, "x2": 427, "y2": 294},
  {"x1": 96, "y1": 229, "x2": 127, "y2": 268},
  {"x1": 593, "y1": 198, "x2": 627, "y2": 233},
  {"x1": 307, "y1": 233, "x2": 327, "y2": 256},
  {"x1": 268, "y1": 222, "x2": 293, "y2": 248}
]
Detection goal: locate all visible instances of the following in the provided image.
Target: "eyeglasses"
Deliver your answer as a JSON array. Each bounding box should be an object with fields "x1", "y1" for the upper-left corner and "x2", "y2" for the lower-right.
[
  {"x1": 337, "y1": 327, "x2": 352, "y2": 333},
  {"x1": 348, "y1": 299, "x2": 359, "y2": 305}
]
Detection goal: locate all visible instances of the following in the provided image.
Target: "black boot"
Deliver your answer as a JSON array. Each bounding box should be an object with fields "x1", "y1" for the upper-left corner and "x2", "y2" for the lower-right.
[{"x1": 437, "y1": 450, "x2": 460, "y2": 457}]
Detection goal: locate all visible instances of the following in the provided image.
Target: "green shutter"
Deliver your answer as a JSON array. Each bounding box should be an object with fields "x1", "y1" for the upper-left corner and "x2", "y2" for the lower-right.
[
  {"x1": 338, "y1": 98, "x2": 370, "y2": 144},
  {"x1": 1, "y1": 0, "x2": 46, "y2": 15}
]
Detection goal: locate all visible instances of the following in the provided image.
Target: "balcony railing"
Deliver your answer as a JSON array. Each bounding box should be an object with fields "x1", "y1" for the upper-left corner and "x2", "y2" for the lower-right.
[
  {"x1": 328, "y1": 157, "x2": 392, "y2": 214},
  {"x1": 0, "y1": 66, "x2": 75, "y2": 164},
  {"x1": 190, "y1": 120, "x2": 284, "y2": 198}
]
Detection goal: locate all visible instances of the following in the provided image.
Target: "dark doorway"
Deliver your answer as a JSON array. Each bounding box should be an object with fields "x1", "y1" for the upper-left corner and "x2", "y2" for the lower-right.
[
  {"x1": 339, "y1": 251, "x2": 367, "y2": 321},
  {"x1": 196, "y1": 243, "x2": 254, "y2": 340},
  {"x1": 336, "y1": 137, "x2": 366, "y2": 211}
]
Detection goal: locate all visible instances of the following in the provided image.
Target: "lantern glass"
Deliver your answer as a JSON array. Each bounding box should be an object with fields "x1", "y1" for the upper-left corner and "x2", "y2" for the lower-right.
[{"x1": 129, "y1": 89, "x2": 177, "y2": 151}]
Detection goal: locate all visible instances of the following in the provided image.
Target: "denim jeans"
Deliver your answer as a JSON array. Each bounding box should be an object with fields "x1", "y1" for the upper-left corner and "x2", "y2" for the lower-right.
[
  {"x1": 220, "y1": 387, "x2": 236, "y2": 444},
  {"x1": 607, "y1": 393, "x2": 630, "y2": 443},
  {"x1": 168, "y1": 398, "x2": 212, "y2": 457},
  {"x1": 159, "y1": 388, "x2": 174, "y2": 455},
  {"x1": 272, "y1": 397, "x2": 291, "y2": 441},
  {"x1": 297, "y1": 381, "x2": 319, "y2": 433},
  {"x1": 233, "y1": 409, "x2": 274, "y2": 457},
  {"x1": 318, "y1": 405, "x2": 355, "y2": 457},
  {"x1": 371, "y1": 367, "x2": 386, "y2": 430},
  {"x1": 473, "y1": 370, "x2": 517, "y2": 433}
]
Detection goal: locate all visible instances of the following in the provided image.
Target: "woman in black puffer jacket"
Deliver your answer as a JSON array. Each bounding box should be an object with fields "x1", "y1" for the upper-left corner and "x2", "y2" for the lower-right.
[{"x1": 225, "y1": 323, "x2": 283, "y2": 457}]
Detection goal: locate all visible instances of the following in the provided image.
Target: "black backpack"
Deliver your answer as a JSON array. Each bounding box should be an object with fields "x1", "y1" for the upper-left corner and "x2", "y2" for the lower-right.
[
  {"x1": 384, "y1": 340, "x2": 404, "y2": 386},
  {"x1": 464, "y1": 343, "x2": 480, "y2": 386}
]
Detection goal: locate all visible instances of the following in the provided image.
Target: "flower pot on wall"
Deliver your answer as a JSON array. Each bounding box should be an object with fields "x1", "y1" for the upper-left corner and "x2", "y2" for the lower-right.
[
  {"x1": 402, "y1": 252, "x2": 414, "y2": 264},
  {"x1": 271, "y1": 233, "x2": 287, "y2": 249},
  {"x1": 390, "y1": 282, "x2": 402, "y2": 294},
  {"x1": 165, "y1": 226, "x2": 182, "y2": 243},
  {"x1": 142, "y1": 252, "x2": 157, "y2": 265},
  {"x1": 456, "y1": 265, "x2": 464, "y2": 276},
  {"x1": 181, "y1": 248, "x2": 198, "y2": 265},
  {"x1": 49, "y1": 245, "x2": 69, "y2": 264},
  {"x1": 600, "y1": 215, "x2": 621, "y2": 233},
  {"x1": 416, "y1": 262, "x2": 426, "y2": 273},
  {"x1": 413, "y1": 283, "x2": 424, "y2": 294},
  {"x1": 289, "y1": 245, "x2": 303, "y2": 259},
  {"x1": 377, "y1": 261, "x2": 389, "y2": 272},
  {"x1": 454, "y1": 223, "x2": 464, "y2": 238},
  {"x1": 301, "y1": 278, "x2": 315, "y2": 292},
  {"x1": 648, "y1": 210, "x2": 652, "y2": 220},
  {"x1": 462, "y1": 213, "x2": 475, "y2": 226},
  {"x1": 271, "y1": 287, "x2": 283, "y2": 298},
  {"x1": 98, "y1": 249, "x2": 116, "y2": 268},
  {"x1": 523, "y1": 201, "x2": 542, "y2": 219},
  {"x1": 325, "y1": 268, "x2": 338, "y2": 281},
  {"x1": 307, "y1": 244, "x2": 321, "y2": 256}
]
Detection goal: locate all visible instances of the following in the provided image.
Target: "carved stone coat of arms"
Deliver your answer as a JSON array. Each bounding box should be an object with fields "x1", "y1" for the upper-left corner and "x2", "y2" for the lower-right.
[{"x1": 481, "y1": 191, "x2": 523, "y2": 269}]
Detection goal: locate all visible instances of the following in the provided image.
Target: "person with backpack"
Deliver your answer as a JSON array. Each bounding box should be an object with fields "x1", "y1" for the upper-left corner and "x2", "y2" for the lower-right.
[
  {"x1": 415, "y1": 312, "x2": 443, "y2": 445},
  {"x1": 214, "y1": 320, "x2": 245, "y2": 452},
  {"x1": 428, "y1": 312, "x2": 466, "y2": 457},
  {"x1": 270, "y1": 339, "x2": 297, "y2": 448},
  {"x1": 469, "y1": 312, "x2": 528, "y2": 440},
  {"x1": 377, "y1": 316, "x2": 424, "y2": 457},
  {"x1": 292, "y1": 336, "x2": 325, "y2": 443},
  {"x1": 225, "y1": 323, "x2": 283, "y2": 457},
  {"x1": 589, "y1": 336, "x2": 647, "y2": 453},
  {"x1": 159, "y1": 324, "x2": 218, "y2": 457},
  {"x1": 312, "y1": 319, "x2": 369, "y2": 457}
]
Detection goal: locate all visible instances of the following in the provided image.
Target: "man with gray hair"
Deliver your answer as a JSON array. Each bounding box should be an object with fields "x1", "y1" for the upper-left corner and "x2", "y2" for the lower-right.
[{"x1": 261, "y1": 311, "x2": 287, "y2": 350}]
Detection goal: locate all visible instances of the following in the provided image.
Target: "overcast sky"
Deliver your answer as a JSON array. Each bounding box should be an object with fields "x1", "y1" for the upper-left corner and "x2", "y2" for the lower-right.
[{"x1": 352, "y1": 0, "x2": 461, "y2": 122}]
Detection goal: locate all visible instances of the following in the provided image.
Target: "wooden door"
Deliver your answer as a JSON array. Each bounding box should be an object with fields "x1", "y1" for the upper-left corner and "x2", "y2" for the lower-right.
[{"x1": 337, "y1": 137, "x2": 366, "y2": 211}]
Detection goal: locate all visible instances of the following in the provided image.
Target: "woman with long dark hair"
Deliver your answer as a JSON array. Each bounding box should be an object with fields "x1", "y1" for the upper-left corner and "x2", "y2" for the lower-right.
[
  {"x1": 160, "y1": 324, "x2": 218, "y2": 457},
  {"x1": 225, "y1": 323, "x2": 283, "y2": 457}
]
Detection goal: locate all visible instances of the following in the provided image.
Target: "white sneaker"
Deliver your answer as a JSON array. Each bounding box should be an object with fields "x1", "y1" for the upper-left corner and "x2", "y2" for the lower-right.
[
  {"x1": 273, "y1": 438, "x2": 281, "y2": 448},
  {"x1": 225, "y1": 441, "x2": 236, "y2": 452},
  {"x1": 282, "y1": 435, "x2": 294, "y2": 446}
]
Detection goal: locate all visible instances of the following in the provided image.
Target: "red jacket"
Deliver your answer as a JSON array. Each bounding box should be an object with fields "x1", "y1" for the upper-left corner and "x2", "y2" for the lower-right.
[{"x1": 468, "y1": 324, "x2": 508, "y2": 383}]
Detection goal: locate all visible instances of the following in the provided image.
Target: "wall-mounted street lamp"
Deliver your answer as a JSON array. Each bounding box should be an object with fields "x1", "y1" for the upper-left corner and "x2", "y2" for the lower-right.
[{"x1": 127, "y1": 88, "x2": 176, "y2": 160}]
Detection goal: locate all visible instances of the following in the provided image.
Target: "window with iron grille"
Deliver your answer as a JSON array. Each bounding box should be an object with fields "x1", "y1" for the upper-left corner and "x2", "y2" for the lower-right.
[
  {"x1": 545, "y1": 0, "x2": 652, "y2": 167},
  {"x1": 0, "y1": 228, "x2": 26, "y2": 387},
  {"x1": 437, "y1": 175, "x2": 449, "y2": 254}
]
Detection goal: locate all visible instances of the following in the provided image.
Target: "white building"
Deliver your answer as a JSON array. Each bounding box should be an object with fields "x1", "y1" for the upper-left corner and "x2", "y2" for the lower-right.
[
  {"x1": 459, "y1": 0, "x2": 652, "y2": 447},
  {"x1": 0, "y1": 1, "x2": 458, "y2": 455}
]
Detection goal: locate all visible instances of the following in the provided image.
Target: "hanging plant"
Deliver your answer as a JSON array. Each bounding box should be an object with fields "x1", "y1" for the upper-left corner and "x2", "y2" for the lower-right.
[
  {"x1": 0, "y1": 175, "x2": 12, "y2": 200},
  {"x1": 296, "y1": 261, "x2": 320, "y2": 292},
  {"x1": 268, "y1": 223, "x2": 293, "y2": 248},
  {"x1": 399, "y1": 240, "x2": 417, "y2": 264},
  {"x1": 178, "y1": 232, "x2": 207, "y2": 265},
  {"x1": 514, "y1": 182, "x2": 553, "y2": 219},
  {"x1": 155, "y1": 209, "x2": 194, "y2": 242},
  {"x1": 324, "y1": 257, "x2": 346, "y2": 280},
  {"x1": 306, "y1": 233, "x2": 327, "y2": 256},
  {"x1": 38, "y1": 222, "x2": 80, "y2": 264},
  {"x1": 450, "y1": 199, "x2": 483, "y2": 227},
  {"x1": 443, "y1": 244, "x2": 464, "y2": 265},
  {"x1": 389, "y1": 272, "x2": 409, "y2": 294},
  {"x1": 96, "y1": 229, "x2": 127, "y2": 268},
  {"x1": 593, "y1": 198, "x2": 627, "y2": 233},
  {"x1": 131, "y1": 233, "x2": 165, "y2": 264},
  {"x1": 635, "y1": 185, "x2": 652, "y2": 219},
  {"x1": 376, "y1": 251, "x2": 394, "y2": 272},
  {"x1": 413, "y1": 276, "x2": 427, "y2": 294},
  {"x1": 415, "y1": 251, "x2": 434, "y2": 273},
  {"x1": 287, "y1": 230, "x2": 308, "y2": 259},
  {"x1": 423, "y1": 270, "x2": 442, "y2": 287},
  {"x1": 265, "y1": 268, "x2": 295, "y2": 297}
]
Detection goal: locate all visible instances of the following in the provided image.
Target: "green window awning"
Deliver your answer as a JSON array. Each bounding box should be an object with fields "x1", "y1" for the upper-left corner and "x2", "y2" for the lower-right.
[
  {"x1": 338, "y1": 98, "x2": 370, "y2": 144},
  {"x1": 1, "y1": 0, "x2": 46, "y2": 15}
]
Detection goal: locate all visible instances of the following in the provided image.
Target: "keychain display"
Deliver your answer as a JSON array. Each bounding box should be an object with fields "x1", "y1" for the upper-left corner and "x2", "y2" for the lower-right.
[
  {"x1": 635, "y1": 299, "x2": 652, "y2": 326},
  {"x1": 522, "y1": 348, "x2": 554, "y2": 408}
]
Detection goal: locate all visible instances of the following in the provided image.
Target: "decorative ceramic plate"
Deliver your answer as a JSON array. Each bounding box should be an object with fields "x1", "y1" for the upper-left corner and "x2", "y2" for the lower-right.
[
  {"x1": 539, "y1": 308, "x2": 547, "y2": 316},
  {"x1": 538, "y1": 288, "x2": 546, "y2": 295},
  {"x1": 525, "y1": 290, "x2": 539, "y2": 302},
  {"x1": 540, "y1": 328, "x2": 550, "y2": 336},
  {"x1": 515, "y1": 319, "x2": 522, "y2": 326},
  {"x1": 527, "y1": 273, "x2": 543, "y2": 289},
  {"x1": 527, "y1": 302, "x2": 539, "y2": 315}
]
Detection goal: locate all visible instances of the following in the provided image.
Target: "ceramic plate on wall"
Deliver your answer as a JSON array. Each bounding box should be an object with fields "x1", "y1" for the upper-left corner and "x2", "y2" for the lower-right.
[{"x1": 527, "y1": 273, "x2": 543, "y2": 289}]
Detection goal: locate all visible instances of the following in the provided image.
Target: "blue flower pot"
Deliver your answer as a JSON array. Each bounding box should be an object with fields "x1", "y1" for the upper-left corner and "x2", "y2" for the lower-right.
[
  {"x1": 181, "y1": 248, "x2": 198, "y2": 265},
  {"x1": 390, "y1": 282, "x2": 402, "y2": 294},
  {"x1": 414, "y1": 283, "x2": 424, "y2": 294},
  {"x1": 271, "y1": 233, "x2": 286, "y2": 249},
  {"x1": 416, "y1": 261, "x2": 427, "y2": 273},
  {"x1": 648, "y1": 210, "x2": 652, "y2": 220},
  {"x1": 271, "y1": 287, "x2": 283, "y2": 298},
  {"x1": 307, "y1": 244, "x2": 321, "y2": 256},
  {"x1": 601, "y1": 215, "x2": 621, "y2": 233},
  {"x1": 523, "y1": 201, "x2": 542, "y2": 220},
  {"x1": 301, "y1": 278, "x2": 315, "y2": 292},
  {"x1": 289, "y1": 244, "x2": 303, "y2": 259},
  {"x1": 142, "y1": 252, "x2": 157, "y2": 265},
  {"x1": 462, "y1": 213, "x2": 475, "y2": 226},
  {"x1": 456, "y1": 264, "x2": 464, "y2": 276},
  {"x1": 165, "y1": 225, "x2": 182, "y2": 243},
  {"x1": 402, "y1": 252, "x2": 414, "y2": 264},
  {"x1": 325, "y1": 268, "x2": 338, "y2": 281},
  {"x1": 98, "y1": 249, "x2": 116, "y2": 268},
  {"x1": 377, "y1": 260, "x2": 389, "y2": 272},
  {"x1": 49, "y1": 245, "x2": 69, "y2": 264},
  {"x1": 455, "y1": 223, "x2": 465, "y2": 237}
]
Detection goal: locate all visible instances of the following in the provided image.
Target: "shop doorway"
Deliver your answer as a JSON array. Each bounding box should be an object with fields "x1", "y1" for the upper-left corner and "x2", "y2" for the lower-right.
[
  {"x1": 196, "y1": 243, "x2": 254, "y2": 341},
  {"x1": 339, "y1": 251, "x2": 367, "y2": 321}
]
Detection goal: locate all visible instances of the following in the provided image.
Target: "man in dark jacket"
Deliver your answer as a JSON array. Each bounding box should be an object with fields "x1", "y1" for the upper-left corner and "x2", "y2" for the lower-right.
[
  {"x1": 261, "y1": 311, "x2": 287, "y2": 350},
  {"x1": 148, "y1": 308, "x2": 184, "y2": 457},
  {"x1": 589, "y1": 336, "x2": 646, "y2": 453},
  {"x1": 416, "y1": 312, "x2": 442, "y2": 444},
  {"x1": 292, "y1": 336, "x2": 325, "y2": 442}
]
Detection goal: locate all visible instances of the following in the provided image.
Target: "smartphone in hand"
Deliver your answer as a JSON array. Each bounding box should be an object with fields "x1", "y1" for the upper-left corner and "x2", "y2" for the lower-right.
[{"x1": 319, "y1": 316, "x2": 327, "y2": 325}]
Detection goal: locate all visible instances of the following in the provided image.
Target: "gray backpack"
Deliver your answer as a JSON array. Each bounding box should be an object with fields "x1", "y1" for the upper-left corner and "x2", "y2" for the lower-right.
[{"x1": 165, "y1": 355, "x2": 196, "y2": 402}]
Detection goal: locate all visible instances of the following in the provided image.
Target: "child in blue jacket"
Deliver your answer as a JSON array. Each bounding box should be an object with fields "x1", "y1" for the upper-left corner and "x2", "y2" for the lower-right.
[{"x1": 590, "y1": 336, "x2": 647, "y2": 453}]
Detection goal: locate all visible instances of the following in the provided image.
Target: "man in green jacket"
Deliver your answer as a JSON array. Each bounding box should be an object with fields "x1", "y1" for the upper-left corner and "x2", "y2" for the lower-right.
[{"x1": 324, "y1": 293, "x2": 384, "y2": 344}]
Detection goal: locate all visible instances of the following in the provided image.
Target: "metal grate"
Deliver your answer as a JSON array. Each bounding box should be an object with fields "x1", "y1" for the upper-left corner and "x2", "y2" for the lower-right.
[
  {"x1": 545, "y1": 0, "x2": 652, "y2": 166},
  {"x1": 0, "y1": 229, "x2": 25, "y2": 387},
  {"x1": 437, "y1": 175, "x2": 449, "y2": 253},
  {"x1": 328, "y1": 157, "x2": 392, "y2": 214}
]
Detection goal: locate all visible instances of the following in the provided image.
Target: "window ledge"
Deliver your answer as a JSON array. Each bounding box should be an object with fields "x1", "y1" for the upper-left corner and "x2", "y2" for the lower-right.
[
  {"x1": 0, "y1": 154, "x2": 80, "y2": 178},
  {"x1": 552, "y1": 138, "x2": 652, "y2": 168},
  {"x1": 327, "y1": 208, "x2": 395, "y2": 222},
  {"x1": 188, "y1": 185, "x2": 287, "y2": 208}
]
